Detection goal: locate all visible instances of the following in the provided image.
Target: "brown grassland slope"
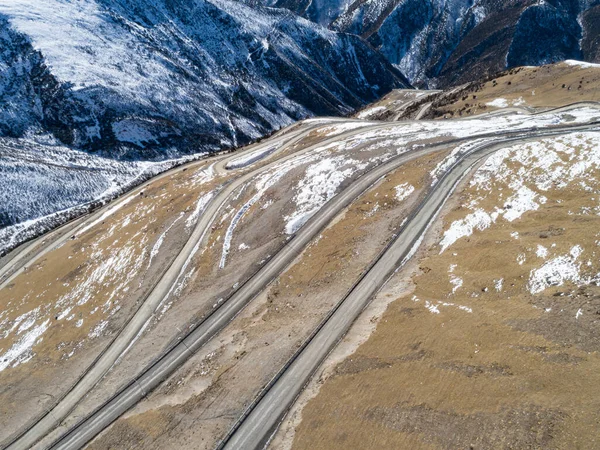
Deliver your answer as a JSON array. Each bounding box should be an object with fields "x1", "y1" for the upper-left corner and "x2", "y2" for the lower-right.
[
  {"x1": 288, "y1": 133, "x2": 600, "y2": 450},
  {"x1": 427, "y1": 61, "x2": 600, "y2": 119}
]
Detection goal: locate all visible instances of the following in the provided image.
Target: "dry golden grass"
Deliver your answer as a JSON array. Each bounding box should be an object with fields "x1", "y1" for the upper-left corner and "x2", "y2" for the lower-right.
[
  {"x1": 432, "y1": 62, "x2": 600, "y2": 119},
  {"x1": 292, "y1": 137, "x2": 600, "y2": 450},
  {"x1": 0, "y1": 161, "x2": 224, "y2": 437}
]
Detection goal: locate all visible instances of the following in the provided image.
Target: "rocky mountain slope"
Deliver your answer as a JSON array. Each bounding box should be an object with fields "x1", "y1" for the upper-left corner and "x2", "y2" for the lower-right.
[
  {"x1": 0, "y1": 0, "x2": 410, "y2": 246},
  {"x1": 0, "y1": 0, "x2": 408, "y2": 159},
  {"x1": 0, "y1": 136, "x2": 199, "y2": 253},
  {"x1": 254, "y1": 0, "x2": 600, "y2": 87}
]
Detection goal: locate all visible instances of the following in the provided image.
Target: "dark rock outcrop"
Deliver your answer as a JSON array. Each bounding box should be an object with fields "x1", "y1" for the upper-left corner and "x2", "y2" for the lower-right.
[{"x1": 254, "y1": 0, "x2": 600, "y2": 88}]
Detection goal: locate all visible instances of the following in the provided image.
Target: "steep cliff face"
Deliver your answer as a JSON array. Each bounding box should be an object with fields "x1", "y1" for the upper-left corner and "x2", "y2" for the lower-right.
[
  {"x1": 0, "y1": 0, "x2": 409, "y2": 159},
  {"x1": 257, "y1": 0, "x2": 600, "y2": 87},
  {"x1": 581, "y1": 5, "x2": 600, "y2": 62},
  {"x1": 434, "y1": 0, "x2": 582, "y2": 86},
  {"x1": 433, "y1": 2, "x2": 525, "y2": 87}
]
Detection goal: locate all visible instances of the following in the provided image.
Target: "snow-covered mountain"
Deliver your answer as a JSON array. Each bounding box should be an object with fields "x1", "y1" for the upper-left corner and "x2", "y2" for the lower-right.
[
  {"x1": 0, "y1": 0, "x2": 409, "y2": 159},
  {"x1": 257, "y1": 0, "x2": 600, "y2": 87}
]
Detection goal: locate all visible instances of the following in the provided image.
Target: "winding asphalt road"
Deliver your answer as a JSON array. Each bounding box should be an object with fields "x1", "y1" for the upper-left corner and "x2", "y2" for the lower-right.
[
  {"x1": 0, "y1": 116, "x2": 375, "y2": 288},
  {"x1": 0, "y1": 119, "x2": 320, "y2": 290},
  {"x1": 4, "y1": 118, "x2": 413, "y2": 450},
  {"x1": 45, "y1": 113, "x2": 600, "y2": 450},
  {"x1": 46, "y1": 129, "x2": 459, "y2": 450},
  {"x1": 2, "y1": 118, "x2": 358, "y2": 450},
  {"x1": 4, "y1": 103, "x2": 599, "y2": 449},
  {"x1": 1, "y1": 100, "x2": 590, "y2": 288},
  {"x1": 220, "y1": 123, "x2": 600, "y2": 450}
]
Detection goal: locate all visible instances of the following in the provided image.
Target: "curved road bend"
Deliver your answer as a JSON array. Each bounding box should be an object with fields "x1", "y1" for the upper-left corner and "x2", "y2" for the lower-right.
[
  {"x1": 220, "y1": 124, "x2": 600, "y2": 450},
  {"x1": 3, "y1": 119, "x2": 404, "y2": 450},
  {"x1": 0, "y1": 114, "x2": 367, "y2": 287},
  {"x1": 2, "y1": 110, "x2": 382, "y2": 287},
  {"x1": 49, "y1": 120, "x2": 599, "y2": 450},
  {"x1": 0, "y1": 119, "x2": 327, "y2": 291}
]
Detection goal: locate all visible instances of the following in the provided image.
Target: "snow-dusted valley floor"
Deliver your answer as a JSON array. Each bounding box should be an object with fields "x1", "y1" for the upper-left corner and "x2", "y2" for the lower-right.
[
  {"x1": 0, "y1": 137, "x2": 203, "y2": 254},
  {"x1": 2, "y1": 63, "x2": 600, "y2": 450}
]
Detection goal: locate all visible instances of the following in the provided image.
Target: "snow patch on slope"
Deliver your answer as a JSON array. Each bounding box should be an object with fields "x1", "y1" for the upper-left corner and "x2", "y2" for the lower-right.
[
  {"x1": 440, "y1": 209, "x2": 493, "y2": 253},
  {"x1": 357, "y1": 106, "x2": 386, "y2": 119},
  {"x1": 564, "y1": 60, "x2": 600, "y2": 69},
  {"x1": 395, "y1": 183, "x2": 415, "y2": 202},
  {"x1": 285, "y1": 156, "x2": 359, "y2": 234},
  {"x1": 528, "y1": 246, "x2": 585, "y2": 294},
  {"x1": 226, "y1": 144, "x2": 279, "y2": 170},
  {"x1": 486, "y1": 98, "x2": 509, "y2": 108},
  {"x1": 439, "y1": 133, "x2": 600, "y2": 252},
  {"x1": 0, "y1": 318, "x2": 50, "y2": 372}
]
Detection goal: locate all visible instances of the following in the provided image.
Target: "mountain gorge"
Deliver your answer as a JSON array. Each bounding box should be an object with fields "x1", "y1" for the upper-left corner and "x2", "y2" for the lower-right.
[
  {"x1": 0, "y1": 0, "x2": 408, "y2": 159},
  {"x1": 258, "y1": 0, "x2": 600, "y2": 87}
]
